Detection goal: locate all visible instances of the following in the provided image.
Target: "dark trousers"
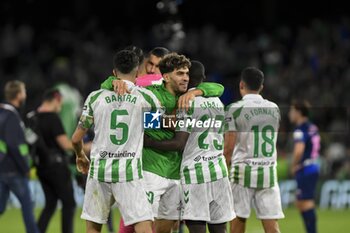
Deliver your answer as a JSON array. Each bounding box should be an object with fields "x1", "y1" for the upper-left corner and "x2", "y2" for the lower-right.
[
  {"x1": 37, "y1": 164, "x2": 76, "y2": 233},
  {"x1": 0, "y1": 173, "x2": 40, "y2": 233}
]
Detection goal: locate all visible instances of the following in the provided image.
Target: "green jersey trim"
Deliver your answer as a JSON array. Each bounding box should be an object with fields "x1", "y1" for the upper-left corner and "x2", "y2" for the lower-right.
[
  {"x1": 244, "y1": 166, "x2": 252, "y2": 187},
  {"x1": 126, "y1": 159, "x2": 133, "y2": 181},
  {"x1": 218, "y1": 157, "x2": 227, "y2": 177},
  {"x1": 232, "y1": 106, "x2": 243, "y2": 119},
  {"x1": 137, "y1": 158, "x2": 143, "y2": 179},
  {"x1": 90, "y1": 158, "x2": 95, "y2": 178},
  {"x1": 112, "y1": 160, "x2": 119, "y2": 182},
  {"x1": 257, "y1": 167, "x2": 264, "y2": 188},
  {"x1": 88, "y1": 90, "x2": 103, "y2": 115},
  {"x1": 208, "y1": 161, "x2": 217, "y2": 182},
  {"x1": 98, "y1": 159, "x2": 106, "y2": 182},
  {"x1": 194, "y1": 163, "x2": 204, "y2": 183},
  {"x1": 138, "y1": 90, "x2": 157, "y2": 111},
  {"x1": 233, "y1": 165, "x2": 239, "y2": 183},
  {"x1": 270, "y1": 166, "x2": 275, "y2": 187},
  {"x1": 183, "y1": 166, "x2": 191, "y2": 184},
  {"x1": 231, "y1": 165, "x2": 276, "y2": 188}
]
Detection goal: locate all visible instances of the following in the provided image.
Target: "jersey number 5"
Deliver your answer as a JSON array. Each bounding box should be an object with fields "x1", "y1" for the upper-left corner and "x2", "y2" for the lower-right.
[{"x1": 110, "y1": 109, "x2": 129, "y2": 145}]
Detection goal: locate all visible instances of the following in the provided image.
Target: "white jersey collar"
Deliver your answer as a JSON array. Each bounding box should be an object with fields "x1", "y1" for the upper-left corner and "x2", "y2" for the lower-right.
[{"x1": 242, "y1": 94, "x2": 263, "y2": 100}]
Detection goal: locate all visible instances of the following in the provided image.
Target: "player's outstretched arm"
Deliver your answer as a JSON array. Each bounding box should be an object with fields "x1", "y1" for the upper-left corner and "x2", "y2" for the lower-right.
[
  {"x1": 144, "y1": 131, "x2": 189, "y2": 152},
  {"x1": 197, "y1": 82, "x2": 224, "y2": 97},
  {"x1": 178, "y1": 82, "x2": 224, "y2": 111},
  {"x1": 100, "y1": 76, "x2": 131, "y2": 95},
  {"x1": 100, "y1": 76, "x2": 117, "y2": 90}
]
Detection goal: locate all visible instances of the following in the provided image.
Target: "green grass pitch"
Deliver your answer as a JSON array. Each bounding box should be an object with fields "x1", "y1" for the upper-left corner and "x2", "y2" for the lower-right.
[{"x1": 0, "y1": 208, "x2": 349, "y2": 232}]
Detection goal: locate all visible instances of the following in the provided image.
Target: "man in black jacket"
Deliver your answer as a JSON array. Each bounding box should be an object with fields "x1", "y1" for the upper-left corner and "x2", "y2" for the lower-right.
[
  {"x1": 33, "y1": 88, "x2": 76, "y2": 233},
  {"x1": 0, "y1": 80, "x2": 39, "y2": 233}
]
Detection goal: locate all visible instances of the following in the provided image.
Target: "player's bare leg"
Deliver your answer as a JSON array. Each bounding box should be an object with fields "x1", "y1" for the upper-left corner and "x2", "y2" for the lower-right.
[
  {"x1": 230, "y1": 217, "x2": 246, "y2": 233},
  {"x1": 134, "y1": 220, "x2": 153, "y2": 233},
  {"x1": 186, "y1": 220, "x2": 206, "y2": 233},
  {"x1": 296, "y1": 199, "x2": 315, "y2": 211},
  {"x1": 86, "y1": 220, "x2": 102, "y2": 233},
  {"x1": 119, "y1": 218, "x2": 136, "y2": 233},
  {"x1": 261, "y1": 219, "x2": 280, "y2": 233},
  {"x1": 208, "y1": 222, "x2": 227, "y2": 233},
  {"x1": 155, "y1": 219, "x2": 176, "y2": 233},
  {"x1": 172, "y1": 220, "x2": 180, "y2": 233}
]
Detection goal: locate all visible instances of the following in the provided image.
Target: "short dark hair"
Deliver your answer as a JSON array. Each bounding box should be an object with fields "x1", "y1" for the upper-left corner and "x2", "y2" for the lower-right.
[
  {"x1": 159, "y1": 53, "x2": 191, "y2": 75},
  {"x1": 189, "y1": 60, "x2": 206, "y2": 88},
  {"x1": 113, "y1": 50, "x2": 139, "y2": 74},
  {"x1": 291, "y1": 99, "x2": 311, "y2": 117},
  {"x1": 241, "y1": 67, "x2": 264, "y2": 91},
  {"x1": 42, "y1": 88, "x2": 61, "y2": 102},
  {"x1": 149, "y1": 47, "x2": 170, "y2": 58},
  {"x1": 124, "y1": 45, "x2": 144, "y2": 64},
  {"x1": 4, "y1": 80, "x2": 25, "y2": 101}
]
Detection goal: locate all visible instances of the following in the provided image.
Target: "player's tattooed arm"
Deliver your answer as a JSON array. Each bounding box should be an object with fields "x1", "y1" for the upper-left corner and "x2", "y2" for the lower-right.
[{"x1": 143, "y1": 131, "x2": 189, "y2": 152}]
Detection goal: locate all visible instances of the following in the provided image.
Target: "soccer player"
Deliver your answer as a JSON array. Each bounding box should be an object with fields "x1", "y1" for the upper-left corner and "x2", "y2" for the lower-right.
[
  {"x1": 72, "y1": 50, "x2": 158, "y2": 233},
  {"x1": 135, "y1": 47, "x2": 170, "y2": 86},
  {"x1": 102, "y1": 46, "x2": 168, "y2": 90},
  {"x1": 100, "y1": 53, "x2": 224, "y2": 233},
  {"x1": 144, "y1": 61, "x2": 235, "y2": 233},
  {"x1": 143, "y1": 47, "x2": 170, "y2": 75},
  {"x1": 289, "y1": 100, "x2": 320, "y2": 233},
  {"x1": 224, "y1": 67, "x2": 284, "y2": 233},
  {"x1": 121, "y1": 46, "x2": 173, "y2": 233},
  {"x1": 124, "y1": 45, "x2": 145, "y2": 77}
]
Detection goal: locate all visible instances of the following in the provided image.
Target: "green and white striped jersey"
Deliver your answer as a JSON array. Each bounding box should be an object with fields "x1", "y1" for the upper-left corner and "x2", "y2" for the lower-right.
[
  {"x1": 79, "y1": 80, "x2": 160, "y2": 183},
  {"x1": 177, "y1": 96, "x2": 228, "y2": 184},
  {"x1": 225, "y1": 94, "x2": 280, "y2": 188}
]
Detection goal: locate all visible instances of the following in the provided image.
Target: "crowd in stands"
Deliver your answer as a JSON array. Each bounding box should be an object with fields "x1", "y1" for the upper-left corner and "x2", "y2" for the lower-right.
[{"x1": 1, "y1": 17, "x2": 349, "y2": 180}]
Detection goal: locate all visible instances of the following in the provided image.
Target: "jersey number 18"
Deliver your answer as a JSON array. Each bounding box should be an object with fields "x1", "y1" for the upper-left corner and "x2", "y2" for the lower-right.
[{"x1": 251, "y1": 125, "x2": 275, "y2": 157}]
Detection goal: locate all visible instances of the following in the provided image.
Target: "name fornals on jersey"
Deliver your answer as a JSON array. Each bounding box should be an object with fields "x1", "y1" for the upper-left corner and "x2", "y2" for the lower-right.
[{"x1": 244, "y1": 107, "x2": 279, "y2": 121}]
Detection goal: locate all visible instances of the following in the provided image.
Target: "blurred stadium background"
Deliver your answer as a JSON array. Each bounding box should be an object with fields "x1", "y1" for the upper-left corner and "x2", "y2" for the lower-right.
[{"x1": 1, "y1": 0, "x2": 350, "y2": 232}]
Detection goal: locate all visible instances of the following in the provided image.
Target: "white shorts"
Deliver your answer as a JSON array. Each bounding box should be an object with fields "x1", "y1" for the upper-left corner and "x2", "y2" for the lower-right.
[
  {"x1": 143, "y1": 171, "x2": 181, "y2": 220},
  {"x1": 81, "y1": 178, "x2": 153, "y2": 226},
  {"x1": 231, "y1": 183, "x2": 285, "y2": 220},
  {"x1": 182, "y1": 178, "x2": 236, "y2": 224}
]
